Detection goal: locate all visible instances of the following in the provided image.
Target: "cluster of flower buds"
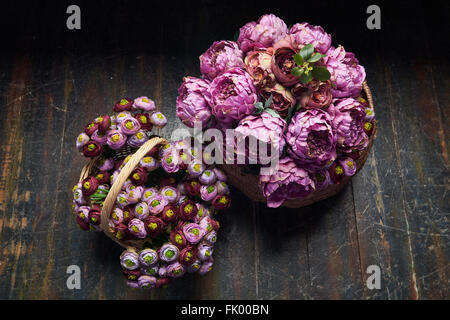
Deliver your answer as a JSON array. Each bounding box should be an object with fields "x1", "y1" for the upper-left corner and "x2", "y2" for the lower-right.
[
  {"x1": 73, "y1": 109, "x2": 231, "y2": 288},
  {"x1": 76, "y1": 96, "x2": 168, "y2": 158},
  {"x1": 176, "y1": 14, "x2": 376, "y2": 208},
  {"x1": 113, "y1": 141, "x2": 230, "y2": 288}
]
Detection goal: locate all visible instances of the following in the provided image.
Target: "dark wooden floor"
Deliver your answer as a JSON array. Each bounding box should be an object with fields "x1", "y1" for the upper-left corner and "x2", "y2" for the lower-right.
[{"x1": 0, "y1": 0, "x2": 448, "y2": 299}]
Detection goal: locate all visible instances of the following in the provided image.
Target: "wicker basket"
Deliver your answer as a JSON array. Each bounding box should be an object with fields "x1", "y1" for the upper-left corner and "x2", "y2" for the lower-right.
[
  {"x1": 78, "y1": 137, "x2": 168, "y2": 249},
  {"x1": 218, "y1": 81, "x2": 376, "y2": 208}
]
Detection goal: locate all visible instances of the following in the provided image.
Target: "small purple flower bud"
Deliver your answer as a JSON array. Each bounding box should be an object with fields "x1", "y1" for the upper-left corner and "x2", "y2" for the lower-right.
[
  {"x1": 198, "y1": 169, "x2": 216, "y2": 185},
  {"x1": 365, "y1": 107, "x2": 375, "y2": 121},
  {"x1": 126, "y1": 281, "x2": 140, "y2": 288},
  {"x1": 128, "y1": 130, "x2": 148, "y2": 148},
  {"x1": 194, "y1": 204, "x2": 211, "y2": 223},
  {"x1": 147, "y1": 194, "x2": 168, "y2": 215},
  {"x1": 133, "y1": 96, "x2": 156, "y2": 112},
  {"x1": 186, "y1": 259, "x2": 202, "y2": 273},
  {"x1": 73, "y1": 188, "x2": 87, "y2": 205},
  {"x1": 200, "y1": 184, "x2": 218, "y2": 202},
  {"x1": 76, "y1": 206, "x2": 90, "y2": 223},
  {"x1": 134, "y1": 202, "x2": 150, "y2": 220},
  {"x1": 160, "y1": 186, "x2": 179, "y2": 204},
  {"x1": 139, "y1": 248, "x2": 159, "y2": 267},
  {"x1": 187, "y1": 160, "x2": 205, "y2": 178},
  {"x1": 199, "y1": 216, "x2": 215, "y2": 234},
  {"x1": 138, "y1": 275, "x2": 157, "y2": 289},
  {"x1": 159, "y1": 243, "x2": 180, "y2": 263},
  {"x1": 198, "y1": 258, "x2": 214, "y2": 276},
  {"x1": 91, "y1": 129, "x2": 108, "y2": 144},
  {"x1": 182, "y1": 223, "x2": 206, "y2": 244},
  {"x1": 339, "y1": 157, "x2": 357, "y2": 176},
  {"x1": 115, "y1": 111, "x2": 132, "y2": 124},
  {"x1": 120, "y1": 117, "x2": 141, "y2": 135},
  {"x1": 215, "y1": 180, "x2": 230, "y2": 195},
  {"x1": 149, "y1": 111, "x2": 167, "y2": 128},
  {"x1": 139, "y1": 156, "x2": 159, "y2": 171},
  {"x1": 128, "y1": 218, "x2": 147, "y2": 239},
  {"x1": 120, "y1": 250, "x2": 140, "y2": 270},
  {"x1": 141, "y1": 265, "x2": 159, "y2": 277},
  {"x1": 107, "y1": 130, "x2": 127, "y2": 150},
  {"x1": 204, "y1": 231, "x2": 217, "y2": 245},
  {"x1": 158, "y1": 265, "x2": 168, "y2": 278},
  {"x1": 142, "y1": 187, "x2": 158, "y2": 202},
  {"x1": 97, "y1": 157, "x2": 114, "y2": 171},
  {"x1": 213, "y1": 168, "x2": 227, "y2": 182},
  {"x1": 197, "y1": 242, "x2": 214, "y2": 261},
  {"x1": 116, "y1": 192, "x2": 131, "y2": 208},
  {"x1": 167, "y1": 262, "x2": 185, "y2": 278},
  {"x1": 76, "y1": 133, "x2": 90, "y2": 152},
  {"x1": 161, "y1": 150, "x2": 180, "y2": 173},
  {"x1": 111, "y1": 207, "x2": 124, "y2": 225}
]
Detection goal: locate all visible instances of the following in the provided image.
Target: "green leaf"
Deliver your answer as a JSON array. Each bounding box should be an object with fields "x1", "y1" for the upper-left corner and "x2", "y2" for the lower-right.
[
  {"x1": 300, "y1": 72, "x2": 313, "y2": 84},
  {"x1": 307, "y1": 53, "x2": 322, "y2": 63},
  {"x1": 293, "y1": 53, "x2": 304, "y2": 66},
  {"x1": 291, "y1": 67, "x2": 304, "y2": 77},
  {"x1": 233, "y1": 30, "x2": 240, "y2": 42},
  {"x1": 300, "y1": 44, "x2": 314, "y2": 60},
  {"x1": 264, "y1": 108, "x2": 281, "y2": 119},
  {"x1": 312, "y1": 66, "x2": 331, "y2": 81},
  {"x1": 254, "y1": 102, "x2": 264, "y2": 114},
  {"x1": 264, "y1": 94, "x2": 273, "y2": 109}
]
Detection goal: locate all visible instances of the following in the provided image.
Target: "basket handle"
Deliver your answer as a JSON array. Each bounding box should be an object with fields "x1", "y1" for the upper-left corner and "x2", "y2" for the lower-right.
[
  {"x1": 362, "y1": 81, "x2": 374, "y2": 111},
  {"x1": 78, "y1": 136, "x2": 168, "y2": 246}
]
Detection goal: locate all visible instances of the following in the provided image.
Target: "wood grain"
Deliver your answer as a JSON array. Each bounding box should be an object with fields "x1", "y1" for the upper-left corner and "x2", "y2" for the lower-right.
[{"x1": 0, "y1": 0, "x2": 448, "y2": 299}]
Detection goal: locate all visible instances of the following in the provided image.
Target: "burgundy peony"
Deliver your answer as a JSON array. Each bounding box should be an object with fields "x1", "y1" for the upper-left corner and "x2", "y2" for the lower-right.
[
  {"x1": 291, "y1": 80, "x2": 332, "y2": 109},
  {"x1": 271, "y1": 35, "x2": 300, "y2": 87},
  {"x1": 259, "y1": 83, "x2": 296, "y2": 117}
]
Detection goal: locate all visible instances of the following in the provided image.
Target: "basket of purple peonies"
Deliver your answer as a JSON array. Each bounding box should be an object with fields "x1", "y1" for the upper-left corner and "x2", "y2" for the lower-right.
[
  {"x1": 176, "y1": 14, "x2": 376, "y2": 208},
  {"x1": 72, "y1": 96, "x2": 231, "y2": 289}
]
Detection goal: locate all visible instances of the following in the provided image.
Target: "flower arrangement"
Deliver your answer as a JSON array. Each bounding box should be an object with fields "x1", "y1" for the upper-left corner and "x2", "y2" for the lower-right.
[
  {"x1": 72, "y1": 97, "x2": 231, "y2": 289},
  {"x1": 176, "y1": 14, "x2": 376, "y2": 208}
]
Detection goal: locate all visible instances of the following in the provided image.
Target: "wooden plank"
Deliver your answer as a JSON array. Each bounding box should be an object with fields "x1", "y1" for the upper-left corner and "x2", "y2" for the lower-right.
[{"x1": 375, "y1": 1, "x2": 449, "y2": 299}]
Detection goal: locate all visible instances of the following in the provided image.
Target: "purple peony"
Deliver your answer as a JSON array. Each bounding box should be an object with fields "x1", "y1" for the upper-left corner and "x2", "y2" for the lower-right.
[
  {"x1": 200, "y1": 40, "x2": 245, "y2": 80},
  {"x1": 176, "y1": 77, "x2": 212, "y2": 128},
  {"x1": 289, "y1": 22, "x2": 332, "y2": 54},
  {"x1": 286, "y1": 108, "x2": 337, "y2": 169},
  {"x1": 259, "y1": 157, "x2": 315, "y2": 208},
  {"x1": 208, "y1": 68, "x2": 258, "y2": 124},
  {"x1": 329, "y1": 97, "x2": 368, "y2": 152},
  {"x1": 324, "y1": 45, "x2": 366, "y2": 98},
  {"x1": 234, "y1": 111, "x2": 286, "y2": 164},
  {"x1": 237, "y1": 14, "x2": 288, "y2": 54}
]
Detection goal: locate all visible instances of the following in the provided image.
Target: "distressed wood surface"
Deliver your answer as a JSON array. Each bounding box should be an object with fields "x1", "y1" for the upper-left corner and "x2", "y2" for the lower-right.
[{"x1": 0, "y1": 0, "x2": 448, "y2": 299}]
